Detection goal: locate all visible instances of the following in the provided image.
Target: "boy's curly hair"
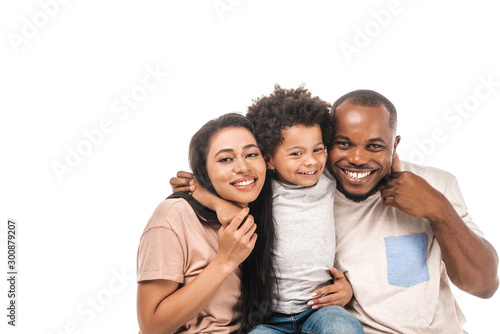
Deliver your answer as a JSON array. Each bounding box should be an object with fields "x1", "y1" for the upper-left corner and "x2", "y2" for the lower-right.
[{"x1": 246, "y1": 84, "x2": 333, "y2": 158}]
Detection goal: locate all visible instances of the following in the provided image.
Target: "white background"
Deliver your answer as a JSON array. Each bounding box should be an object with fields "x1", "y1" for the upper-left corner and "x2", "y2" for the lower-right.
[{"x1": 1, "y1": 1, "x2": 499, "y2": 333}]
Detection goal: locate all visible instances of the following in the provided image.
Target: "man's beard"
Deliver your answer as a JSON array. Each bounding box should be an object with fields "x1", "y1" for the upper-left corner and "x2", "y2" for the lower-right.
[{"x1": 337, "y1": 172, "x2": 390, "y2": 203}]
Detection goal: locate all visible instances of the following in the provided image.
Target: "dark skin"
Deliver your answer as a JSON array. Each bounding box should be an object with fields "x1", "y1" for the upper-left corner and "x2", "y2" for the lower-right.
[{"x1": 329, "y1": 101, "x2": 499, "y2": 298}]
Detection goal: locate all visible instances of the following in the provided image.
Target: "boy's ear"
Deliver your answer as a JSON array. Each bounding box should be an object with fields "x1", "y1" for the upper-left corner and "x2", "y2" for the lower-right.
[{"x1": 265, "y1": 155, "x2": 275, "y2": 170}]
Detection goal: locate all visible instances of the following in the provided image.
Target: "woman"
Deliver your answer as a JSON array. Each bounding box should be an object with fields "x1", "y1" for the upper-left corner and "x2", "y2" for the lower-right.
[{"x1": 136, "y1": 113, "x2": 273, "y2": 333}]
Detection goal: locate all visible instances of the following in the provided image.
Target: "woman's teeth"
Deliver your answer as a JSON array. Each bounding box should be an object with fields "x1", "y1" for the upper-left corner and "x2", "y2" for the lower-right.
[
  {"x1": 232, "y1": 179, "x2": 255, "y2": 187},
  {"x1": 344, "y1": 170, "x2": 371, "y2": 180}
]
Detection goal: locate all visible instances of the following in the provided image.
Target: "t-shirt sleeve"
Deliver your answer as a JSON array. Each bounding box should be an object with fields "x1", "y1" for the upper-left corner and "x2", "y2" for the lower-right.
[
  {"x1": 445, "y1": 175, "x2": 485, "y2": 239},
  {"x1": 137, "y1": 226, "x2": 185, "y2": 283}
]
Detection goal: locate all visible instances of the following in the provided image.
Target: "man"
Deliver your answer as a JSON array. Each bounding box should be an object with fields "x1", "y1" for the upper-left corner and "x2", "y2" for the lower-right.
[{"x1": 329, "y1": 89, "x2": 499, "y2": 333}]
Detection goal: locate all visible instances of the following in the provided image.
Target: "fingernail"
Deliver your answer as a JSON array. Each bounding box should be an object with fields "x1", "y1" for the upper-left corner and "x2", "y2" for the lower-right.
[
  {"x1": 311, "y1": 292, "x2": 317, "y2": 297},
  {"x1": 307, "y1": 301, "x2": 313, "y2": 306},
  {"x1": 312, "y1": 305, "x2": 318, "y2": 309}
]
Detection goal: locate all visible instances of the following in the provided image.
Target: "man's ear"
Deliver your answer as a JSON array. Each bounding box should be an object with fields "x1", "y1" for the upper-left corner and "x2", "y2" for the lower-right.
[
  {"x1": 391, "y1": 135, "x2": 402, "y2": 172},
  {"x1": 392, "y1": 135, "x2": 401, "y2": 158}
]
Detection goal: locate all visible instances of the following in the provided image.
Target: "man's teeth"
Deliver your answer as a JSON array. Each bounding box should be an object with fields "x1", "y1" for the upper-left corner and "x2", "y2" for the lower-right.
[
  {"x1": 344, "y1": 170, "x2": 371, "y2": 180},
  {"x1": 232, "y1": 179, "x2": 255, "y2": 187}
]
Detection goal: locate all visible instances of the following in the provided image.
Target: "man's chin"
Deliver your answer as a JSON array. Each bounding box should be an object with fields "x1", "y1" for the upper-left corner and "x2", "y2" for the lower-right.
[{"x1": 337, "y1": 183, "x2": 380, "y2": 203}]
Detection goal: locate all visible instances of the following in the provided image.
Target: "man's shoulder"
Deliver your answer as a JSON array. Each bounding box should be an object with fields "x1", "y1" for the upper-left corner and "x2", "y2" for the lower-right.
[
  {"x1": 401, "y1": 160, "x2": 455, "y2": 179},
  {"x1": 400, "y1": 160, "x2": 457, "y2": 190}
]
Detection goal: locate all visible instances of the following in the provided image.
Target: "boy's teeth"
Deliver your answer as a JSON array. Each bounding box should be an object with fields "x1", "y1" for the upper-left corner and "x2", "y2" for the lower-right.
[
  {"x1": 344, "y1": 170, "x2": 371, "y2": 180},
  {"x1": 232, "y1": 179, "x2": 255, "y2": 187},
  {"x1": 302, "y1": 171, "x2": 315, "y2": 175}
]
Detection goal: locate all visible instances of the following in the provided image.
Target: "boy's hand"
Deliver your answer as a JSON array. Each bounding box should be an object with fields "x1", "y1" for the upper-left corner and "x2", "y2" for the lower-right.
[
  {"x1": 170, "y1": 171, "x2": 195, "y2": 193},
  {"x1": 307, "y1": 268, "x2": 353, "y2": 309}
]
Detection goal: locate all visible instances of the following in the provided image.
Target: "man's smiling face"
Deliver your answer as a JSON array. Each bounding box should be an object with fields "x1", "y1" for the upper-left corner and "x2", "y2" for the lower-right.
[{"x1": 327, "y1": 101, "x2": 400, "y2": 202}]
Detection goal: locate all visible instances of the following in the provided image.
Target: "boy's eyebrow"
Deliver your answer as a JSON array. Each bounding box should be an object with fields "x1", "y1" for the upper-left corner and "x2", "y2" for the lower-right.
[
  {"x1": 214, "y1": 144, "x2": 259, "y2": 157},
  {"x1": 285, "y1": 142, "x2": 324, "y2": 151}
]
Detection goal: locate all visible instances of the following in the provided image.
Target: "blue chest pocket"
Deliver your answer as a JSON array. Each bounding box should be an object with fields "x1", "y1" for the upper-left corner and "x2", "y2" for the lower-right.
[{"x1": 384, "y1": 234, "x2": 430, "y2": 287}]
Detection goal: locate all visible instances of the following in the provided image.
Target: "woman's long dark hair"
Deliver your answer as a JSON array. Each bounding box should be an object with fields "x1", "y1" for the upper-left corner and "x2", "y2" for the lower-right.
[
  {"x1": 167, "y1": 113, "x2": 277, "y2": 332},
  {"x1": 239, "y1": 171, "x2": 276, "y2": 333}
]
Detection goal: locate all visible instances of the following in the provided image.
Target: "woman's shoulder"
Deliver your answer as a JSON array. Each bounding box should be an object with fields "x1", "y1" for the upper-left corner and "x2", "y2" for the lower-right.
[{"x1": 144, "y1": 198, "x2": 198, "y2": 232}]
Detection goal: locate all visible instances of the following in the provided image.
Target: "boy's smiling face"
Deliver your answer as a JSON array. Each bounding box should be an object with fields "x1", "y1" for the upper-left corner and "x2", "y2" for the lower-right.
[{"x1": 268, "y1": 124, "x2": 326, "y2": 187}]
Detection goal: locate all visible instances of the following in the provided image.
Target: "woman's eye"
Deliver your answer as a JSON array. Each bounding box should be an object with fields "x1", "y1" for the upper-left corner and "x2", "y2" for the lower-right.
[
  {"x1": 246, "y1": 152, "x2": 260, "y2": 158},
  {"x1": 218, "y1": 157, "x2": 232, "y2": 163}
]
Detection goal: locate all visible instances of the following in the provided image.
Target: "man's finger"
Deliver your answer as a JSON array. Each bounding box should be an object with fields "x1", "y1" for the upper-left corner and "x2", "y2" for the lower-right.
[
  {"x1": 177, "y1": 171, "x2": 194, "y2": 179},
  {"x1": 170, "y1": 177, "x2": 189, "y2": 187},
  {"x1": 331, "y1": 267, "x2": 345, "y2": 280}
]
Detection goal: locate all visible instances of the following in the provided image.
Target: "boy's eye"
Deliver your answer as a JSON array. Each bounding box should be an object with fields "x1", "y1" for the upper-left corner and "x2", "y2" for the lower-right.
[
  {"x1": 290, "y1": 152, "x2": 302, "y2": 156},
  {"x1": 313, "y1": 147, "x2": 325, "y2": 153}
]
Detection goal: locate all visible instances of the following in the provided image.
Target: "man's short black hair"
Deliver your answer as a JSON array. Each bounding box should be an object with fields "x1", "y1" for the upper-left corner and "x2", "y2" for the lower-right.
[{"x1": 331, "y1": 89, "x2": 397, "y2": 130}]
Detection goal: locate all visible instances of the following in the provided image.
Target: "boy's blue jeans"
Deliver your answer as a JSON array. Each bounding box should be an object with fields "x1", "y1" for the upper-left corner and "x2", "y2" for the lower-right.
[{"x1": 248, "y1": 306, "x2": 364, "y2": 334}]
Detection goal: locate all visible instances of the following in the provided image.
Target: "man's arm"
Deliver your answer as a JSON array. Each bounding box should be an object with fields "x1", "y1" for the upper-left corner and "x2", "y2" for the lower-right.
[
  {"x1": 307, "y1": 268, "x2": 354, "y2": 309},
  {"x1": 380, "y1": 171, "x2": 499, "y2": 298},
  {"x1": 170, "y1": 171, "x2": 241, "y2": 224}
]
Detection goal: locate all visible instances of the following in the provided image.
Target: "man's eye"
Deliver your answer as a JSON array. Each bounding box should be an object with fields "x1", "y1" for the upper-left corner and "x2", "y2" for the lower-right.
[
  {"x1": 368, "y1": 144, "x2": 383, "y2": 150},
  {"x1": 335, "y1": 142, "x2": 351, "y2": 148}
]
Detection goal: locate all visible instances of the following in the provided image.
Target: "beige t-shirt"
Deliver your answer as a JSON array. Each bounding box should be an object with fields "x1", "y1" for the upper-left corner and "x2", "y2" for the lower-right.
[
  {"x1": 137, "y1": 198, "x2": 242, "y2": 333},
  {"x1": 334, "y1": 161, "x2": 484, "y2": 334}
]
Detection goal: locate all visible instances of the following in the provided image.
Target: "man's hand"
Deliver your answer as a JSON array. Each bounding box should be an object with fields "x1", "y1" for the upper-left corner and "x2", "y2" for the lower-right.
[
  {"x1": 379, "y1": 171, "x2": 448, "y2": 221},
  {"x1": 170, "y1": 171, "x2": 195, "y2": 193},
  {"x1": 307, "y1": 268, "x2": 353, "y2": 309},
  {"x1": 170, "y1": 171, "x2": 241, "y2": 225}
]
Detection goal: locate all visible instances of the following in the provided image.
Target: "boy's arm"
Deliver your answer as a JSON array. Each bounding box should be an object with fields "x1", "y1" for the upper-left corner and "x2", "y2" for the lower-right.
[{"x1": 170, "y1": 171, "x2": 241, "y2": 225}]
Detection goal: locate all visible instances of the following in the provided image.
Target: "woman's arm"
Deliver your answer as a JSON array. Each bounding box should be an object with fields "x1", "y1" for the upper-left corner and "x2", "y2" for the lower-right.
[{"x1": 137, "y1": 208, "x2": 257, "y2": 334}]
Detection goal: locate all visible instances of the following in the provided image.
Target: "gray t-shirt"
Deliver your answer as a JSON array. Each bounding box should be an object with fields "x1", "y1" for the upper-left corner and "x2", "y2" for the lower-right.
[
  {"x1": 334, "y1": 161, "x2": 484, "y2": 334},
  {"x1": 271, "y1": 171, "x2": 337, "y2": 314}
]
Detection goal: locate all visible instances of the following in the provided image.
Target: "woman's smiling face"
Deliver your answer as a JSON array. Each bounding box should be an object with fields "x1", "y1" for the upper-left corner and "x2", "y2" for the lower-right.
[{"x1": 206, "y1": 127, "x2": 266, "y2": 207}]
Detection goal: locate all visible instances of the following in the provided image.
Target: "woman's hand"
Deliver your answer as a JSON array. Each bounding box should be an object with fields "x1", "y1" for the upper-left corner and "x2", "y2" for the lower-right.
[
  {"x1": 213, "y1": 207, "x2": 258, "y2": 273},
  {"x1": 307, "y1": 268, "x2": 353, "y2": 309}
]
